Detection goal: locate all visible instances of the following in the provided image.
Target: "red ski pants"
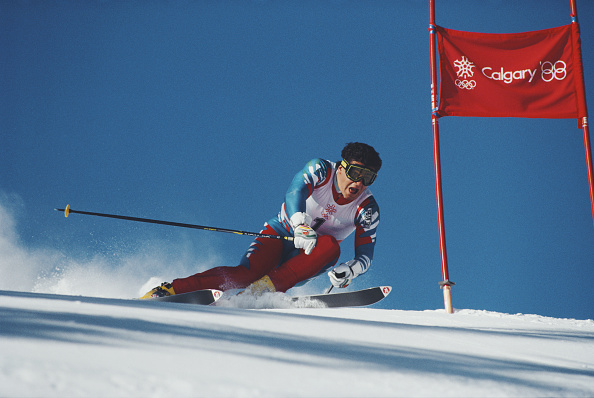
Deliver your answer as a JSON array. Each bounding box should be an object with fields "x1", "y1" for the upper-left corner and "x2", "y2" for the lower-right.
[{"x1": 171, "y1": 224, "x2": 340, "y2": 294}]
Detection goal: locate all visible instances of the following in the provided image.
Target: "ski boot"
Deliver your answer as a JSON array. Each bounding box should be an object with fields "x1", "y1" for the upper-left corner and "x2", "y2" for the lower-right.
[
  {"x1": 140, "y1": 282, "x2": 176, "y2": 299},
  {"x1": 242, "y1": 275, "x2": 276, "y2": 296}
]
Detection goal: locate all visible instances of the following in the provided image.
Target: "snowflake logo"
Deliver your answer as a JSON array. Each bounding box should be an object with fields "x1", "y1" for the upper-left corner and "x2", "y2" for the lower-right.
[
  {"x1": 321, "y1": 204, "x2": 337, "y2": 220},
  {"x1": 453, "y1": 56, "x2": 475, "y2": 78}
]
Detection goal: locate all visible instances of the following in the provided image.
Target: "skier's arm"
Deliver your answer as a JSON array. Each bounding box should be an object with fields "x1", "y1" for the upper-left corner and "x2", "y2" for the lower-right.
[
  {"x1": 283, "y1": 159, "x2": 332, "y2": 254},
  {"x1": 284, "y1": 158, "x2": 332, "y2": 221},
  {"x1": 352, "y1": 196, "x2": 380, "y2": 274}
]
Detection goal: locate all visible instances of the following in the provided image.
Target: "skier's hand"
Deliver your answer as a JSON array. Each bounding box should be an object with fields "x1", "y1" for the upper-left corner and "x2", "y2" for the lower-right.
[
  {"x1": 328, "y1": 260, "x2": 359, "y2": 288},
  {"x1": 293, "y1": 225, "x2": 317, "y2": 255},
  {"x1": 290, "y1": 212, "x2": 317, "y2": 255}
]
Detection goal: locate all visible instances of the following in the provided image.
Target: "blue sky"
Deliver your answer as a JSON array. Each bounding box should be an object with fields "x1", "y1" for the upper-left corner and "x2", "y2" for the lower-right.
[{"x1": 1, "y1": 0, "x2": 593, "y2": 319}]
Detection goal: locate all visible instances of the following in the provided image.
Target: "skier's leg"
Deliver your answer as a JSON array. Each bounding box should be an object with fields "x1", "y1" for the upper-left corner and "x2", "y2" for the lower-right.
[
  {"x1": 267, "y1": 235, "x2": 340, "y2": 292},
  {"x1": 170, "y1": 224, "x2": 284, "y2": 293}
]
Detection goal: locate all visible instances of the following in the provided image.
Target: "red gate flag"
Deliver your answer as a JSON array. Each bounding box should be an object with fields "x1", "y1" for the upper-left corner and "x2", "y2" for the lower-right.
[{"x1": 436, "y1": 23, "x2": 588, "y2": 126}]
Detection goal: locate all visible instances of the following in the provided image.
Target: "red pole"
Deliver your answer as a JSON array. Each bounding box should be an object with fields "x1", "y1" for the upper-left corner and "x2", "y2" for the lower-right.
[
  {"x1": 429, "y1": 0, "x2": 454, "y2": 313},
  {"x1": 570, "y1": 0, "x2": 594, "y2": 229},
  {"x1": 583, "y1": 124, "x2": 594, "y2": 230}
]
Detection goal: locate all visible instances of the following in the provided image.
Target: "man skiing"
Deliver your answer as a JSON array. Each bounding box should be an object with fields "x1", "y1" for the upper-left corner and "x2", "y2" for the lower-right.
[{"x1": 141, "y1": 142, "x2": 381, "y2": 298}]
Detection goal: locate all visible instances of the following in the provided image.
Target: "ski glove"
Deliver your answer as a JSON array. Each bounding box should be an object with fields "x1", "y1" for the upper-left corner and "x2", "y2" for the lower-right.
[
  {"x1": 290, "y1": 212, "x2": 317, "y2": 255},
  {"x1": 328, "y1": 260, "x2": 362, "y2": 288}
]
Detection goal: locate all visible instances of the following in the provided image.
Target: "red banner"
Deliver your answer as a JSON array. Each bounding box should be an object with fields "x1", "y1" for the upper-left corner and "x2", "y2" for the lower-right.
[{"x1": 436, "y1": 23, "x2": 587, "y2": 124}]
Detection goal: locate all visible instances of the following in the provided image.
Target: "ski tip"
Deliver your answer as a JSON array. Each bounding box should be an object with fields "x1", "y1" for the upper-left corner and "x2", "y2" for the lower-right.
[
  {"x1": 211, "y1": 289, "x2": 223, "y2": 302},
  {"x1": 379, "y1": 286, "x2": 392, "y2": 297}
]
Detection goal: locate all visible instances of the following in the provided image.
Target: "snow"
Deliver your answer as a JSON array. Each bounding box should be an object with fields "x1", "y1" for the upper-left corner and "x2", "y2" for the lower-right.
[{"x1": 1, "y1": 290, "x2": 593, "y2": 397}]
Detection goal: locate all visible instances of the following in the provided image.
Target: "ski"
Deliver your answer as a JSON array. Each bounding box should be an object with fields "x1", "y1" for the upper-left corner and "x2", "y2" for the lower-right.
[
  {"x1": 149, "y1": 286, "x2": 391, "y2": 308},
  {"x1": 291, "y1": 286, "x2": 392, "y2": 308},
  {"x1": 150, "y1": 289, "x2": 223, "y2": 305}
]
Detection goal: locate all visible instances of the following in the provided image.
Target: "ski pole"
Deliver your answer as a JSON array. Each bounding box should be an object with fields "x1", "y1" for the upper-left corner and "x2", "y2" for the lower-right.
[{"x1": 55, "y1": 204, "x2": 294, "y2": 241}]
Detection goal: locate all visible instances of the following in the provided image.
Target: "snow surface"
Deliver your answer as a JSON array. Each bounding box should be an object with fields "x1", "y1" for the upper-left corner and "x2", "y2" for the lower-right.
[{"x1": 1, "y1": 290, "x2": 593, "y2": 397}]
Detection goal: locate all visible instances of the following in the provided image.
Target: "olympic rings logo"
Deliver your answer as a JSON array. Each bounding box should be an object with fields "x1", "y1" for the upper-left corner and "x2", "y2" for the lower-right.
[
  {"x1": 540, "y1": 60, "x2": 567, "y2": 82},
  {"x1": 455, "y1": 79, "x2": 476, "y2": 90}
]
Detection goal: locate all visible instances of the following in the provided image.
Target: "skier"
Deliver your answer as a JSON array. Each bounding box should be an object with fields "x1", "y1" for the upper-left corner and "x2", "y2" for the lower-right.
[{"x1": 141, "y1": 142, "x2": 381, "y2": 298}]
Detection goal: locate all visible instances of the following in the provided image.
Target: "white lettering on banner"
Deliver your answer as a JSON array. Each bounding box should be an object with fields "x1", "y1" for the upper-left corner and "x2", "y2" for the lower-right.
[
  {"x1": 453, "y1": 55, "x2": 568, "y2": 89},
  {"x1": 481, "y1": 67, "x2": 537, "y2": 84}
]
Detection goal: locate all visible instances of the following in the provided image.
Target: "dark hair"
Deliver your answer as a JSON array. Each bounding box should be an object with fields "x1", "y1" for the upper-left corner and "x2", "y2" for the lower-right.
[{"x1": 341, "y1": 142, "x2": 382, "y2": 172}]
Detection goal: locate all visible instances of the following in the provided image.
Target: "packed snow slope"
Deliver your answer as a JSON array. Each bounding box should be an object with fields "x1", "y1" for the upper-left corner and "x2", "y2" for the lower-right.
[{"x1": 1, "y1": 290, "x2": 593, "y2": 398}]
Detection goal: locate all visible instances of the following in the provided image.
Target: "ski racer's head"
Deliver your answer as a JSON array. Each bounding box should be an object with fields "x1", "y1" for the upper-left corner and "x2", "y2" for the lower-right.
[
  {"x1": 336, "y1": 142, "x2": 381, "y2": 202},
  {"x1": 341, "y1": 142, "x2": 382, "y2": 173}
]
